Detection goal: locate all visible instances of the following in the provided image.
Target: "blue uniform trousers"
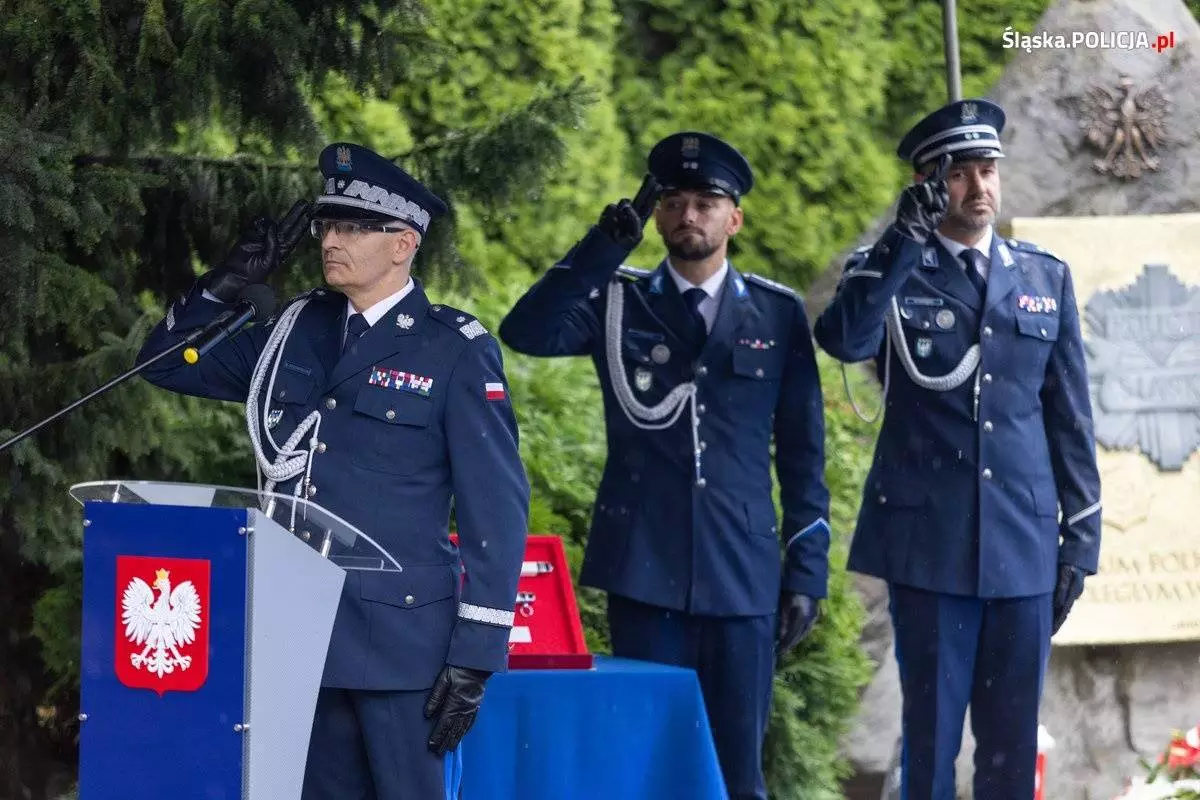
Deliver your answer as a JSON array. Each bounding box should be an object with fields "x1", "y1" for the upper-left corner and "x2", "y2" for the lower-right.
[
  {"x1": 888, "y1": 585, "x2": 1051, "y2": 800},
  {"x1": 607, "y1": 594, "x2": 774, "y2": 800},
  {"x1": 302, "y1": 688, "x2": 462, "y2": 800}
]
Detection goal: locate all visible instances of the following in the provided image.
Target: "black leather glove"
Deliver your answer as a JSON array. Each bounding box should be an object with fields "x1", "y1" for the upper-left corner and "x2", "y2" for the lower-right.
[
  {"x1": 893, "y1": 153, "x2": 951, "y2": 245},
  {"x1": 205, "y1": 200, "x2": 311, "y2": 302},
  {"x1": 423, "y1": 664, "x2": 491, "y2": 756},
  {"x1": 596, "y1": 199, "x2": 646, "y2": 250},
  {"x1": 776, "y1": 591, "x2": 820, "y2": 656},
  {"x1": 1052, "y1": 564, "x2": 1086, "y2": 635}
]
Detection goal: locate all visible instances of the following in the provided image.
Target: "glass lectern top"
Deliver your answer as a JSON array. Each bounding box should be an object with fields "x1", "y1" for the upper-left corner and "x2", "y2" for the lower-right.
[{"x1": 69, "y1": 480, "x2": 402, "y2": 572}]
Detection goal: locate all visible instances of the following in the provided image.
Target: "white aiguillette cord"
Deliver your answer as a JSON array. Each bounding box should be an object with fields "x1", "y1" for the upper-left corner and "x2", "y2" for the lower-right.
[
  {"x1": 244, "y1": 296, "x2": 323, "y2": 531},
  {"x1": 604, "y1": 276, "x2": 705, "y2": 485},
  {"x1": 843, "y1": 296, "x2": 982, "y2": 424}
]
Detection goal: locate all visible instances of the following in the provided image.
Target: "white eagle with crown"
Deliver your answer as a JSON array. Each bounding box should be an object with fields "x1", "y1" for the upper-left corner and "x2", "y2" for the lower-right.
[{"x1": 121, "y1": 568, "x2": 203, "y2": 678}]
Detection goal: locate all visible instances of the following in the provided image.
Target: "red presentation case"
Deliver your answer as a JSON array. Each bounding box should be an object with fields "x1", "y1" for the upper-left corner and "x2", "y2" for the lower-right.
[{"x1": 450, "y1": 533, "x2": 593, "y2": 670}]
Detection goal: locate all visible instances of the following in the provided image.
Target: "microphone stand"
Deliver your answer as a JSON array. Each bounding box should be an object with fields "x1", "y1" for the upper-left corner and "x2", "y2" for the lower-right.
[{"x1": 0, "y1": 331, "x2": 202, "y2": 456}]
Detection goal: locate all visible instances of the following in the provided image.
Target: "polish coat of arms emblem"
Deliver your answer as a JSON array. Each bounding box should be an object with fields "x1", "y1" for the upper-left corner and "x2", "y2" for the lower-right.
[{"x1": 115, "y1": 556, "x2": 210, "y2": 695}]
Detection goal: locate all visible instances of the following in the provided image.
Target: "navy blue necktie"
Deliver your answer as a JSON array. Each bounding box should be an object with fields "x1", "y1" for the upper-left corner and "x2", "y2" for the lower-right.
[
  {"x1": 961, "y1": 249, "x2": 988, "y2": 299},
  {"x1": 683, "y1": 287, "x2": 708, "y2": 348},
  {"x1": 343, "y1": 312, "x2": 369, "y2": 357}
]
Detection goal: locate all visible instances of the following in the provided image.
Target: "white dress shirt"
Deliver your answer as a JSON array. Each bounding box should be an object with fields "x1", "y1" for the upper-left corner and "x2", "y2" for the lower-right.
[
  {"x1": 666, "y1": 260, "x2": 728, "y2": 333},
  {"x1": 343, "y1": 277, "x2": 414, "y2": 344},
  {"x1": 934, "y1": 226, "x2": 993, "y2": 281}
]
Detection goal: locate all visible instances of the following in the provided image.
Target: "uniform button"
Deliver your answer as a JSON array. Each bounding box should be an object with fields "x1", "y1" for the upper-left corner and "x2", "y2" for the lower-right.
[
  {"x1": 983, "y1": 326, "x2": 993, "y2": 336},
  {"x1": 696, "y1": 478, "x2": 707, "y2": 488},
  {"x1": 879, "y1": 495, "x2": 887, "y2": 504},
  {"x1": 325, "y1": 398, "x2": 337, "y2": 410},
  {"x1": 922, "y1": 321, "x2": 931, "y2": 329},
  {"x1": 755, "y1": 368, "x2": 764, "y2": 378},
  {"x1": 982, "y1": 468, "x2": 993, "y2": 480},
  {"x1": 317, "y1": 442, "x2": 327, "y2": 453},
  {"x1": 696, "y1": 365, "x2": 708, "y2": 377},
  {"x1": 983, "y1": 421, "x2": 993, "y2": 432},
  {"x1": 278, "y1": 389, "x2": 287, "y2": 399},
  {"x1": 698, "y1": 404, "x2": 706, "y2": 414},
  {"x1": 983, "y1": 373, "x2": 993, "y2": 383},
  {"x1": 432, "y1": 305, "x2": 442, "y2": 311},
  {"x1": 700, "y1": 441, "x2": 707, "y2": 451},
  {"x1": 307, "y1": 484, "x2": 317, "y2": 497},
  {"x1": 1040, "y1": 327, "x2": 1048, "y2": 337},
  {"x1": 386, "y1": 409, "x2": 396, "y2": 421},
  {"x1": 405, "y1": 595, "x2": 415, "y2": 605}
]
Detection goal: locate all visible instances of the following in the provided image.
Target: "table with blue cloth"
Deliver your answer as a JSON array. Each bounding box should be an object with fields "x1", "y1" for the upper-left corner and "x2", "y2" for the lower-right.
[{"x1": 458, "y1": 656, "x2": 728, "y2": 799}]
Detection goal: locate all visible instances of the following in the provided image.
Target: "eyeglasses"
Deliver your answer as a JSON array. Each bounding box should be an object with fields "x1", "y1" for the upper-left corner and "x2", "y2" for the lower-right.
[{"x1": 310, "y1": 219, "x2": 411, "y2": 239}]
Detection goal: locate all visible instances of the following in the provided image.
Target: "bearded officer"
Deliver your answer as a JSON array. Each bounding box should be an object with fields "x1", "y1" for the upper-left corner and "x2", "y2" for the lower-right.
[
  {"x1": 137, "y1": 143, "x2": 530, "y2": 799},
  {"x1": 812, "y1": 99, "x2": 1101, "y2": 799},
  {"x1": 498, "y1": 132, "x2": 830, "y2": 800}
]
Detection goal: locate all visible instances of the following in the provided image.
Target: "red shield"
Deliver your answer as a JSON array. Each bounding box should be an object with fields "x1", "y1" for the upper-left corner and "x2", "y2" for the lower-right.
[{"x1": 114, "y1": 556, "x2": 211, "y2": 696}]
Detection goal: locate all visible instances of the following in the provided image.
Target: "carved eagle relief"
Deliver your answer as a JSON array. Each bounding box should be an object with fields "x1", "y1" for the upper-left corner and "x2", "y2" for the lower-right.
[{"x1": 1077, "y1": 75, "x2": 1171, "y2": 179}]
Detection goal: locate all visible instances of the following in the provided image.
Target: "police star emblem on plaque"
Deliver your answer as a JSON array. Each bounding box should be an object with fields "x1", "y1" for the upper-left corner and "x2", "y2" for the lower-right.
[{"x1": 1084, "y1": 264, "x2": 1200, "y2": 470}]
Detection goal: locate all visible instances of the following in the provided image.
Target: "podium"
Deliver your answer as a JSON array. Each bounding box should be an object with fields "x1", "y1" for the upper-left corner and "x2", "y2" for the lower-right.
[{"x1": 69, "y1": 480, "x2": 398, "y2": 800}]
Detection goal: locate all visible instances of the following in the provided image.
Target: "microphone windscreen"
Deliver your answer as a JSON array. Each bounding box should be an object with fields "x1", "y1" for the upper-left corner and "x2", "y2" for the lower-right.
[{"x1": 237, "y1": 283, "x2": 278, "y2": 322}]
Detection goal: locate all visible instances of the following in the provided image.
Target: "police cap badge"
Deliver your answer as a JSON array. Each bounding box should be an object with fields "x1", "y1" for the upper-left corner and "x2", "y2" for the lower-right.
[
  {"x1": 897, "y1": 98, "x2": 1006, "y2": 172},
  {"x1": 647, "y1": 131, "x2": 754, "y2": 203},
  {"x1": 315, "y1": 142, "x2": 448, "y2": 235}
]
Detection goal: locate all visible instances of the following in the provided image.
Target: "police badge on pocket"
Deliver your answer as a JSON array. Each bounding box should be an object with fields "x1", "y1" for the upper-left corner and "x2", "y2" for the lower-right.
[
  {"x1": 266, "y1": 409, "x2": 283, "y2": 430},
  {"x1": 634, "y1": 368, "x2": 653, "y2": 392},
  {"x1": 915, "y1": 337, "x2": 932, "y2": 358}
]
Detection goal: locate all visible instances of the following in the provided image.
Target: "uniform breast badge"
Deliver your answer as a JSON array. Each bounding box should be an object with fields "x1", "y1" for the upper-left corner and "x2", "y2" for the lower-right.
[
  {"x1": 266, "y1": 409, "x2": 283, "y2": 430},
  {"x1": 396, "y1": 313, "x2": 414, "y2": 330},
  {"x1": 935, "y1": 309, "x2": 956, "y2": 330},
  {"x1": 916, "y1": 337, "x2": 933, "y2": 358},
  {"x1": 634, "y1": 367, "x2": 653, "y2": 392},
  {"x1": 1018, "y1": 295, "x2": 1058, "y2": 313}
]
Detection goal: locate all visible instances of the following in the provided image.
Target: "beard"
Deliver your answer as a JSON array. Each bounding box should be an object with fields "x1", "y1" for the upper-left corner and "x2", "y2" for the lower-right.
[
  {"x1": 665, "y1": 229, "x2": 719, "y2": 261},
  {"x1": 948, "y1": 197, "x2": 998, "y2": 232}
]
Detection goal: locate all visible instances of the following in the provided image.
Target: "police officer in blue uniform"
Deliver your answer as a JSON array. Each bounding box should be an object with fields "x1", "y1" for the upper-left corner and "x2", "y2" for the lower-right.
[
  {"x1": 813, "y1": 99, "x2": 1102, "y2": 799},
  {"x1": 499, "y1": 132, "x2": 830, "y2": 800},
  {"x1": 137, "y1": 143, "x2": 530, "y2": 799}
]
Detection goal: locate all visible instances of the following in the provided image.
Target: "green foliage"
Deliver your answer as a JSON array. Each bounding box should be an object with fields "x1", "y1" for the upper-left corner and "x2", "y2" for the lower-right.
[
  {"x1": 877, "y1": 0, "x2": 1052, "y2": 138},
  {"x1": 612, "y1": 0, "x2": 899, "y2": 288}
]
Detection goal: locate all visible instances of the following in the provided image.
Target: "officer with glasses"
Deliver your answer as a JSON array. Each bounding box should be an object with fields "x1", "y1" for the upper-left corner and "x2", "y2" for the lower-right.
[{"x1": 137, "y1": 142, "x2": 530, "y2": 799}]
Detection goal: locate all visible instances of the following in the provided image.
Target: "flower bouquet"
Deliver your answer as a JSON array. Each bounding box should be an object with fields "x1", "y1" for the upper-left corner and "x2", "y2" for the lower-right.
[{"x1": 1114, "y1": 724, "x2": 1200, "y2": 800}]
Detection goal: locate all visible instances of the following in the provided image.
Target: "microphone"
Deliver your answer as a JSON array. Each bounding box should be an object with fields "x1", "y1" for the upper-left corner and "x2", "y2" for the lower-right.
[{"x1": 183, "y1": 283, "x2": 277, "y2": 364}]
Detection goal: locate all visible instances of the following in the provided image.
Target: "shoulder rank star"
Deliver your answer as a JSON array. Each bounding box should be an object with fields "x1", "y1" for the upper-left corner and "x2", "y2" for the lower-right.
[{"x1": 396, "y1": 313, "x2": 414, "y2": 330}]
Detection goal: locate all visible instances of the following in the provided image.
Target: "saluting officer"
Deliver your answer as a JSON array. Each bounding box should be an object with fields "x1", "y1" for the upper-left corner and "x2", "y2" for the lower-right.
[
  {"x1": 813, "y1": 99, "x2": 1102, "y2": 799},
  {"x1": 137, "y1": 143, "x2": 530, "y2": 799},
  {"x1": 499, "y1": 132, "x2": 830, "y2": 800}
]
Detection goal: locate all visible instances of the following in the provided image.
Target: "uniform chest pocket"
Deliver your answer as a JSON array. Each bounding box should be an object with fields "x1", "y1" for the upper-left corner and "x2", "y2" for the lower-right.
[
  {"x1": 622, "y1": 329, "x2": 665, "y2": 365},
  {"x1": 270, "y1": 368, "x2": 317, "y2": 406},
  {"x1": 1015, "y1": 313, "x2": 1060, "y2": 342},
  {"x1": 732, "y1": 345, "x2": 785, "y2": 380},
  {"x1": 350, "y1": 387, "x2": 438, "y2": 475}
]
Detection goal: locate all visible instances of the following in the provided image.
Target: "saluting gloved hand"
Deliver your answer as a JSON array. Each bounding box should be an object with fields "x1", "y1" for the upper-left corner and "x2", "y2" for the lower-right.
[
  {"x1": 596, "y1": 199, "x2": 646, "y2": 250},
  {"x1": 204, "y1": 200, "x2": 312, "y2": 303},
  {"x1": 776, "y1": 591, "x2": 820, "y2": 657},
  {"x1": 424, "y1": 664, "x2": 491, "y2": 756},
  {"x1": 893, "y1": 153, "x2": 951, "y2": 245},
  {"x1": 1052, "y1": 564, "x2": 1086, "y2": 635}
]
